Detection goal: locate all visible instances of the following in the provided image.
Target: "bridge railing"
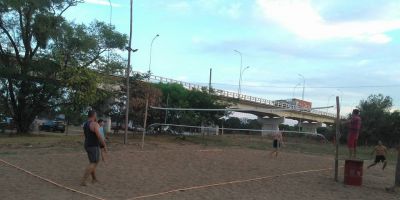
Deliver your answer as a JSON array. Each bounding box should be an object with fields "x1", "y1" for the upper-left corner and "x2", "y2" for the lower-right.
[{"x1": 135, "y1": 71, "x2": 336, "y2": 118}]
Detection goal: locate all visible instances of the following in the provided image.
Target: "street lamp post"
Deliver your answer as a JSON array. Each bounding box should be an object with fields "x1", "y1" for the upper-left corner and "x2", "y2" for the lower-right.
[
  {"x1": 234, "y1": 50, "x2": 243, "y2": 98},
  {"x1": 327, "y1": 94, "x2": 335, "y2": 112},
  {"x1": 148, "y1": 34, "x2": 160, "y2": 73},
  {"x1": 298, "y1": 74, "x2": 305, "y2": 101},
  {"x1": 337, "y1": 89, "x2": 344, "y2": 101},
  {"x1": 240, "y1": 66, "x2": 250, "y2": 94},
  {"x1": 107, "y1": 0, "x2": 113, "y2": 61},
  {"x1": 108, "y1": 0, "x2": 113, "y2": 25},
  {"x1": 142, "y1": 34, "x2": 160, "y2": 149},
  {"x1": 297, "y1": 74, "x2": 305, "y2": 132},
  {"x1": 292, "y1": 83, "x2": 301, "y2": 99}
]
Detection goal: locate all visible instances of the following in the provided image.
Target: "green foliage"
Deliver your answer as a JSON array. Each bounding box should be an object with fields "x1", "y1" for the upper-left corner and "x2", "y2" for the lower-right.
[
  {"x1": 0, "y1": 0, "x2": 127, "y2": 133},
  {"x1": 155, "y1": 83, "x2": 229, "y2": 126},
  {"x1": 343, "y1": 94, "x2": 400, "y2": 147},
  {"x1": 223, "y1": 117, "x2": 261, "y2": 134}
]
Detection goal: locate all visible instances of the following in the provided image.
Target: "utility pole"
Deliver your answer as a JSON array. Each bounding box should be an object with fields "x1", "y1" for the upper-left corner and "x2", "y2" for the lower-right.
[
  {"x1": 334, "y1": 96, "x2": 340, "y2": 182},
  {"x1": 124, "y1": 0, "x2": 134, "y2": 144},
  {"x1": 209, "y1": 68, "x2": 212, "y2": 93}
]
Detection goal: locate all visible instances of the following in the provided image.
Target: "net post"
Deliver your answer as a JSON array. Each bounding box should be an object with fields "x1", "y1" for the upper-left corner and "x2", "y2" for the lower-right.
[
  {"x1": 142, "y1": 95, "x2": 149, "y2": 149},
  {"x1": 334, "y1": 96, "x2": 340, "y2": 182}
]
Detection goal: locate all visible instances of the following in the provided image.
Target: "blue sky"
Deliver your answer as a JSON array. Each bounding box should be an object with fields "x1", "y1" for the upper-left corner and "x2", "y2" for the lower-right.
[{"x1": 64, "y1": 0, "x2": 400, "y2": 114}]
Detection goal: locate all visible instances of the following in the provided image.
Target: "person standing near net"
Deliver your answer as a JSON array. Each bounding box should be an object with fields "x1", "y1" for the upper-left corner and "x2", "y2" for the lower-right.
[
  {"x1": 97, "y1": 119, "x2": 107, "y2": 163},
  {"x1": 81, "y1": 110, "x2": 107, "y2": 186},
  {"x1": 367, "y1": 141, "x2": 388, "y2": 170},
  {"x1": 346, "y1": 109, "x2": 362, "y2": 159},
  {"x1": 270, "y1": 130, "x2": 284, "y2": 158}
]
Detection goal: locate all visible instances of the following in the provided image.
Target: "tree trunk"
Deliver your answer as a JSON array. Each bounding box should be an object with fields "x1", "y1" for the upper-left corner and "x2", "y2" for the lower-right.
[
  {"x1": 14, "y1": 110, "x2": 34, "y2": 134},
  {"x1": 15, "y1": 118, "x2": 32, "y2": 134}
]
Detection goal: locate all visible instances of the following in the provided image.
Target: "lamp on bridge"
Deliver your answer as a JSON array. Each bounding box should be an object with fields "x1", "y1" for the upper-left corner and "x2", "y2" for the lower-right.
[
  {"x1": 234, "y1": 49, "x2": 243, "y2": 98},
  {"x1": 240, "y1": 66, "x2": 250, "y2": 97}
]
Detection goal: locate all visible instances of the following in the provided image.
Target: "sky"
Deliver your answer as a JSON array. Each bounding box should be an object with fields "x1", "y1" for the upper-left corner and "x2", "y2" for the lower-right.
[{"x1": 64, "y1": 0, "x2": 400, "y2": 115}]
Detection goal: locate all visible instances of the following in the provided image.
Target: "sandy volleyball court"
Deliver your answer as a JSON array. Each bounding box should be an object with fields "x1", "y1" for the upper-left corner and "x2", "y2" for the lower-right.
[{"x1": 0, "y1": 135, "x2": 398, "y2": 200}]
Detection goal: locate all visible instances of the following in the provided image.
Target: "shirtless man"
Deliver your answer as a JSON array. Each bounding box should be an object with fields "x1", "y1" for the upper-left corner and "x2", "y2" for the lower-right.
[
  {"x1": 345, "y1": 109, "x2": 362, "y2": 158},
  {"x1": 368, "y1": 141, "x2": 388, "y2": 170},
  {"x1": 81, "y1": 110, "x2": 107, "y2": 186},
  {"x1": 270, "y1": 130, "x2": 284, "y2": 158}
]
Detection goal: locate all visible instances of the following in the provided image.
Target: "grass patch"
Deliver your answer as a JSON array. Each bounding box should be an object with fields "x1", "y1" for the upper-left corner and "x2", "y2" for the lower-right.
[
  {"x1": 0, "y1": 133, "x2": 398, "y2": 165},
  {"x1": 0, "y1": 133, "x2": 82, "y2": 149}
]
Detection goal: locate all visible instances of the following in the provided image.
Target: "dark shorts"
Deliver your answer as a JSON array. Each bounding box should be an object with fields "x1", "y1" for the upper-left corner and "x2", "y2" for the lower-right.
[
  {"x1": 273, "y1": 140, "x2": 280, "y2": 149},
  {"x1": 85, "y1": 146, "x2": 100, "y2": 163},
  {"x1": 375, "y1": 155, "x2": 386, "y2": 163}
]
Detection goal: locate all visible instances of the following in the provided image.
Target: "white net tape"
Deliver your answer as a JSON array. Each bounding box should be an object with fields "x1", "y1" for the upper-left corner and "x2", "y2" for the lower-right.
[{"x1": 148, "y1": 123, "x2": 328, "y2": 142}]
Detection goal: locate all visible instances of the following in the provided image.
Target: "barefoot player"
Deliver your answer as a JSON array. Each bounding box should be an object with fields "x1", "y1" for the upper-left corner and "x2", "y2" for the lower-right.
[
  {"x1": 270, "y1": 130, "x2": 283, "y2": 158},
  {"x1": 81, "y1": 110, "x2": 107, "y2": 186},
  {"x1": 367, "y1": 141, "x2": 388, "y2": 170}
]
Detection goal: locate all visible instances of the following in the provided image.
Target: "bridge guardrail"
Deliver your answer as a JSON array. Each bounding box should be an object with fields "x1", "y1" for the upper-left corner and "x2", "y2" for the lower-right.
[{"x1": 136, "y1": 71, "x2": 336, "y2": 118}]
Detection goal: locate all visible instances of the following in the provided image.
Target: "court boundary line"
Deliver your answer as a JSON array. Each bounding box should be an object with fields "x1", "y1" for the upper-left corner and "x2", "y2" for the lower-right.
[
  {"x1": 0, "y1": 158, "x2": 107, "y2": 200},
  {"x1": 126, "y1": 167, "x2": 333, "y2": 200}
]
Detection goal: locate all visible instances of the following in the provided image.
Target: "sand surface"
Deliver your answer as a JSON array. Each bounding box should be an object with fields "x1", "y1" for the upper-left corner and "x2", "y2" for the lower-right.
[{"x1": 0, "y1": 141, "x2": 398, "y2": 200}]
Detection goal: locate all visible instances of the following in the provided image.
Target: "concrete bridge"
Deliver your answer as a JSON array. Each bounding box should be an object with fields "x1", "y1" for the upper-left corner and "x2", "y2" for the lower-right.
[{"x1": 132, "y1": 72, "x2": 337, "y2": 134}]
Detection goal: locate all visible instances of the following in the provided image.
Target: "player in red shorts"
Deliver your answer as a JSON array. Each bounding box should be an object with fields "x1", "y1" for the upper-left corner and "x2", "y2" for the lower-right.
[{"x1": 346, "y1": 109, "x2": 361, "y2": 159}]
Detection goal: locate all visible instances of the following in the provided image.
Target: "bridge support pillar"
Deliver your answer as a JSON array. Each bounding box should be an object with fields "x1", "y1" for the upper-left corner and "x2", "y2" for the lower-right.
[
  {"x1": 257, "y1": 117, "x2": 285, "y2": 136},
  {"x1": 300, "y1": 122, "x2": 322, "y2": 134}
]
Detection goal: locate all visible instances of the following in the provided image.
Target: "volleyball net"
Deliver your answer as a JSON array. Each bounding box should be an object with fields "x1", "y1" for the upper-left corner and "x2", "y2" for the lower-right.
[{"x1": 145, "y1": 106, "x2": 336, "y2": 154}]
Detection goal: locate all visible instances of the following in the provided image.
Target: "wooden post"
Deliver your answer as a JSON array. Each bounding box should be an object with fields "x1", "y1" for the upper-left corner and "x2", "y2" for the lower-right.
[
  {"x1": 396, "y1": 146, "x2": 400, "y2": 187},
  {"x1": 387, "y1": 146, "x2": 400, "y2": 192},
  {"x1": 141, "y1": 95, "x2": 149, "y2": 149},
  {"x1": 335, "y1": 96, "x2": 340, "y2": 182}
]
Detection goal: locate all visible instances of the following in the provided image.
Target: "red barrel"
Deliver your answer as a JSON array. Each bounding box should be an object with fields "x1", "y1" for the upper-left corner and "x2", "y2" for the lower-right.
[{"x1": 344, "y1": 160, "x2": 363, "y2": 186}]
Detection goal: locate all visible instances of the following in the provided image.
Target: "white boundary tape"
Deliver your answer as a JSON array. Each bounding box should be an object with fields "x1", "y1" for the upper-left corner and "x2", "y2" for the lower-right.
[
  {"x1": 0, "y1": 158, "x2": 107, "y2": 200},
  {"x1": 126, "y1": 167, "x2": 333, "y2": 200}
]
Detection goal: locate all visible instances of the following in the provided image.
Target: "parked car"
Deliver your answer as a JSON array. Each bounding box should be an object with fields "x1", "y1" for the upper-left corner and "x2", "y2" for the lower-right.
[
  {"x1": 0, "y1": 117, "x2": 16, "y2": 132},
  {"x1": 40, "y1": 120, "x2": 65, "y2": 133}
]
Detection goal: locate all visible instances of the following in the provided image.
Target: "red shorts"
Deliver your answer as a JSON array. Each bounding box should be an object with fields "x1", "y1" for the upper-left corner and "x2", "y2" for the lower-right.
[{"x1": 347, "y1": 134, "x2": 358, "y2": 148}]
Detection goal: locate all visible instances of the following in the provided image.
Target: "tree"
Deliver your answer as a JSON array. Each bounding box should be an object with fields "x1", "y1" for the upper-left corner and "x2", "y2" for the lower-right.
[
  {"x1": 156, "y1": 83, "x2": 228, "y2": 126},
  {"x1": 129, "y1": 74, "x2": 163, "y2": 126},
  {"x1": 224, "y1": 117, "x2": 242, "y2": 129},
  {"x1": 355, "y1": 94, "x2": 393, "y2": 145},
  {"x1": 0, "y1": 0, "x2": 127, "y2": 133}
]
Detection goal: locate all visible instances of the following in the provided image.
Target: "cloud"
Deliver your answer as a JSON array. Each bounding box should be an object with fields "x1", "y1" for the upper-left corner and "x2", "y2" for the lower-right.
[
  {"x1": 167, "y1": 1, "x2": 192, "y2": 13},
  {"x1": 165, "y1": 0, "x2": 243, "y2": 19},
  {"x1": 256, "y1": 0, "x2": 400, "y2": 44},
  {"x1": 218, "y1": 2, "x2": 242, "y2": 19},
  {"x1": 85, "y1": 0, "x2": 121, "y2": 7}
]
